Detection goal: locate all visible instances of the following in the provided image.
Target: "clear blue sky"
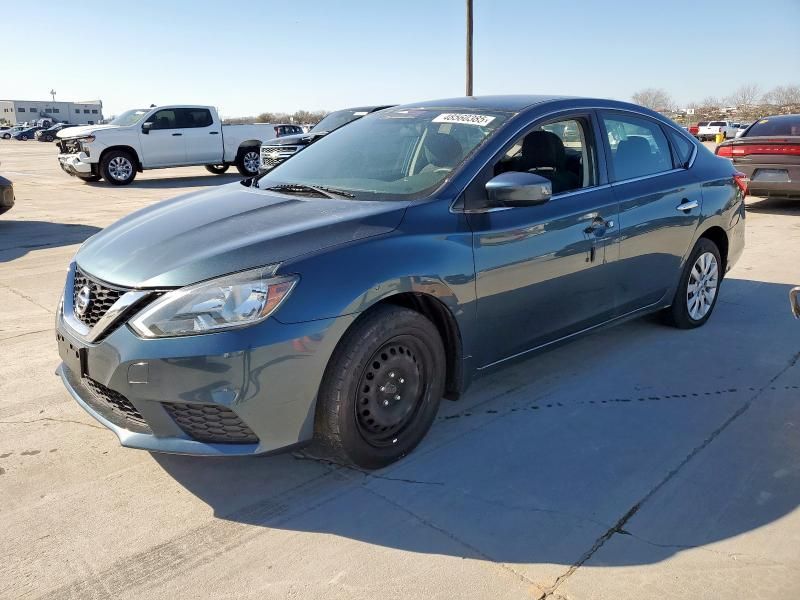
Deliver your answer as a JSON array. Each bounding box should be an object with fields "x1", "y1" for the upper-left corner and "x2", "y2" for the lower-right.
[{"x1": 4, "y1": 0, "x2": 799, "y2": 118}]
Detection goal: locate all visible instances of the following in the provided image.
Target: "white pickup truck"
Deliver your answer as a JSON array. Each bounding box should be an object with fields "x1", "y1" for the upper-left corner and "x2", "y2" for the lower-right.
[
  {"x1": 56, "y1": 105, "x2": 274, "y2": 185},
  {"x1": 697, "y1": 120, "x2": 738, "y2": 142}
]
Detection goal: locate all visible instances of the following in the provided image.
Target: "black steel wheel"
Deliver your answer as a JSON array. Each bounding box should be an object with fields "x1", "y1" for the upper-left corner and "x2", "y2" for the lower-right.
[{"x1": 315, "y1": 305, "x2": 446, "y2": 469}]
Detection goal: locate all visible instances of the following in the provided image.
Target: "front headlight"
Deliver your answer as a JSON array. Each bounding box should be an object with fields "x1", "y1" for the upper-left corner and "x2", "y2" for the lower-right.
[{"x1": 129, "y1": 268, "x2": 298, "y2": 338}]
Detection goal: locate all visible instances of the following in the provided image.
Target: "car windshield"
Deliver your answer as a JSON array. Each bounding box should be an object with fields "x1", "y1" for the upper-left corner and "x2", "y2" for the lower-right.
[
  {"x1": 744, "y1": 116, "x2": 800, "y2": 137},
  {"x1": 110, "y1": 109, "x2": 148, "y2": 126},
  {"x1": 256, "y1": 108, "x2": 510, "y2": 200},
  {"x1": 310, "y1": 109, "x2": 371, "y2": 133}
]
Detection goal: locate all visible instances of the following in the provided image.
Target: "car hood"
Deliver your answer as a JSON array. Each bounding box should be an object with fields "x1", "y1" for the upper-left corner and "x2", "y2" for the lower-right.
[
  {"x1": 57, "y1": 124, "x2": 124, "y2": 139},
  {"x1": 74, "y1": 182, "x2": 409, "y2": 288}
]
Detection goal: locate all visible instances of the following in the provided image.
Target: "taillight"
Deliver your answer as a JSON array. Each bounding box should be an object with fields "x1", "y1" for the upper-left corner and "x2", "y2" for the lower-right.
[
  {"x1": 733, "y1": 171, "x2": 748, "y2": 194},
  {"x1": 727, "y1": 143, "x2": 800, "y2": 157},
  {"x1": 716, "y1": 145, "x2": 733, "y2": 157}
]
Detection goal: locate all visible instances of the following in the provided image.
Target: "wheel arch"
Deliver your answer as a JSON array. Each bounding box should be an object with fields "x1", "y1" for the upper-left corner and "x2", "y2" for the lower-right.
[
  {"x1": 697, "y1": 225, "x2": 729, "y2": 274},
  {"x1": 237, "y1": 139, "x2": 262, "y2": 153},
  {"x1": 99, "y1": 145, "x2": 142, "y2": 172}
]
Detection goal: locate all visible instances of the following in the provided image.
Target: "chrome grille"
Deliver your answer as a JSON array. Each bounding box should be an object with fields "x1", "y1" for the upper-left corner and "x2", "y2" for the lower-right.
[
  {"x1": 260, "y1": 145, "x2": 298, "y2": 169},
  {"x1": 164, "y1": 403, "x2": 259, "y2": 444},
  {"x1": 72, "y1": 268, "x2": 126, "y2": 328}
]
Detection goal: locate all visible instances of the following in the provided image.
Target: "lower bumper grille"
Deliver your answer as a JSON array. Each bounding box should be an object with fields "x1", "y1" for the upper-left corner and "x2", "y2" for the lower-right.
[
  {"x1": 163, "y1": 403, "x2": 258, "y2": 444},
  {"x1": 64, "y1": 367, "x2": 151, "y2": 433}
]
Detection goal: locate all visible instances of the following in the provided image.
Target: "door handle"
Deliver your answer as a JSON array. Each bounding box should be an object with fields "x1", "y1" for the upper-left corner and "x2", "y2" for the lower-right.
[
  {"x1": 172, "y1": 133, "x2": 183, "y2": 137},
  {"x1": 676, "y1": 199, "x2": 699, "y2": 212},
  {"x1": 209, "y1": 131, "x2": 219, "y2": 135},
  {"x1": 584, "y1": 217, "x2": 614, "y2": 234}
]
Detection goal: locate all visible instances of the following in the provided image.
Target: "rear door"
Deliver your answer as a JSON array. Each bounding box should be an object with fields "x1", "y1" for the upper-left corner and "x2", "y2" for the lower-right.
[
  {"x1": 599, "y1": 110, "x2": 701, "y2": 313},
  {"x1": 180, "y1": 108, "x2": 223, "y2": 164},
  {"x1": 139, "y1": 109, "x2": 187, "y2": 167},
  {"x1": 467, "y1": 111, "x2": 620, "y2": 367}
]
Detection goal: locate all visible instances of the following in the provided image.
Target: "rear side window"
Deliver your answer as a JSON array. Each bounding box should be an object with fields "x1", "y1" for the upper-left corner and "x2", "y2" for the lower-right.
[
  {"x1": 601, "y1": 113, "x2": 673, "y2": 181},
  {"x1": 697, "y1": 121, "x2": 708, "y2": 126},
  {"x1": 709, "y1": 121, "x2": 726, "y2": 127},
  {"x1": 178, "y1": 108, "x2": 213, "y2": 128},
  {"x1": 666, "y1": 128, "x2": 694, "y2": 167},
  {"x1": 745, "y1": 116, "x2": 800, "y2": 137}
]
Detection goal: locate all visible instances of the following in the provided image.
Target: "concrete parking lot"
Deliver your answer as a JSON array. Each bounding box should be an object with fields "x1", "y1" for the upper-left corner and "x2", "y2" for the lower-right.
[{"x1": 1, "y1": 140, "x2": 799, "y2": 599}]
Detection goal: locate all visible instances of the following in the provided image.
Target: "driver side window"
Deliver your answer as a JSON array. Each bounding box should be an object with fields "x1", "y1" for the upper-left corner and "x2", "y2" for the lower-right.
[
  {"x1": 493, "y1": 117, "x2": 596, "y2": 196},
  {"x1": 145, "y1": 109, "x2": 178, "y2": 130}
]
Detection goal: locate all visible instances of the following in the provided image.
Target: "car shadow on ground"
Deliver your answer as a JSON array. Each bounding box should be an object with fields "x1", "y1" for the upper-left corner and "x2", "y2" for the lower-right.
[
  {"x1": 745, "y1": 196, "x2": 800, "y2": 215},
  {"x1": 0, "y1": 220, "x2": 101, "y2": 263},
  {"x1": 153, "y1": 277, "x2": 800, "y2": 568},
  {"x1": 84, "y1": 173, "x2": 245, "y2": 190}
]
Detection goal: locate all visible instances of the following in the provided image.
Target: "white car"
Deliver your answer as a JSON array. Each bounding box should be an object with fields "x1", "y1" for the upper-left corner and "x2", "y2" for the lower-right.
[
  {"x1": 734, "y1": 122, "x2": 751, "y2": 138},
  {"x1": 56, "y1": 105, "x2": 275, "y2": 185},
  {"x1": 697, "y1": 120, "x2": 737, "y2": 141},
  {"x1": 1, "y1": 125, "x2": 27, "y2": 140}
]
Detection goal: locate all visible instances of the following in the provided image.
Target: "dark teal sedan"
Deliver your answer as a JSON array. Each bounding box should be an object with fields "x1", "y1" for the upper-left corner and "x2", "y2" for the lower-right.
[{"x1": 55, "y1": 96, "x2": 746, "y2": 468}]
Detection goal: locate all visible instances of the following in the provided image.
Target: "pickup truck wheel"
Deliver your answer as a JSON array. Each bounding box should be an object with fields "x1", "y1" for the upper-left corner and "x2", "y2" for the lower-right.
[
  {"x1": 205, "y1": 164, "x2": 229, "y2": 175},
  {"x1": 663, "y1": 238, "x2": 722, "y2": 329},
  {"x1": 314, "y1": 305, "x2": 445, "y2": 469},
  {"x1": 101, "y1": 151, "x2": 136, "y2": 185},
  {"x1": 236, "y1": 148, "x2": 261, "y2": 176}
]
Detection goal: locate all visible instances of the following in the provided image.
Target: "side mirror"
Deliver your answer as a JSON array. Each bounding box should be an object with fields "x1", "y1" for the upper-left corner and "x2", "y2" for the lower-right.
[
  {"x1": 485, "y1": 172, "x2": 552, "y2": 206},
  {"x1": 791, "y1": 287, "x2": 800, "y2": 319},
  {"x1": 141, "y1": 122, "x2": 153, "y2": 135}
]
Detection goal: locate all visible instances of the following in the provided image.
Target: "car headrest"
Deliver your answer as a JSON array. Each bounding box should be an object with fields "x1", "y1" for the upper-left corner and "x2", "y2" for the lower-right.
[
  {"x1": 522, "y1": 130, "x2": 566, "y2": 169},
  {"x1": 423, "y1": 133, "x2": 463, "y2": 168}
]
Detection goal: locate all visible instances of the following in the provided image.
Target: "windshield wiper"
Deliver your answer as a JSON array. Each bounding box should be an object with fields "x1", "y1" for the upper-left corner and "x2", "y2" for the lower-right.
[{"x1": 264, "y1": 183, "x2": 355, "y2": 199}]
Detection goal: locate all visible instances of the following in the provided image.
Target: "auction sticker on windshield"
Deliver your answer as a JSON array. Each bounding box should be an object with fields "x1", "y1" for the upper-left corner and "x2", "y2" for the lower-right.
[{"x1": 432, "y1": 113, "x2": 496, "y2": 126}]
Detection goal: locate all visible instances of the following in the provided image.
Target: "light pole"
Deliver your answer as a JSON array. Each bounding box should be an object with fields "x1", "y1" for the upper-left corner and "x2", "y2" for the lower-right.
[
  {"x1": 50, "y1": 89, "x2": 56, "y2": 102},
  {"x1": 466, "y1": 0, "x2": 473, "y2": 96}
]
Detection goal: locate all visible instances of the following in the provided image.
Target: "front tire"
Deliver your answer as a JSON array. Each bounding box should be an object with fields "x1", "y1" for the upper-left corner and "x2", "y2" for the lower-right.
[
  {"x1": 315, "y1": 305, "x2": 446, "y2": 469},
  {"x1": 205, "y1": 164, "x2": 229, "y2": 175},
  {"x1": 664, "y1": 238, "x2": 722, "y2": 329},
  {"x1": 100, "y1": 150, "x2": 137, "y2": 185},
  {"x1": 19, "y1": 135, "x2": 28, "y2": 141},
  {"x1": 235, "y1": 147, "x2": 261, "y2": 177}
]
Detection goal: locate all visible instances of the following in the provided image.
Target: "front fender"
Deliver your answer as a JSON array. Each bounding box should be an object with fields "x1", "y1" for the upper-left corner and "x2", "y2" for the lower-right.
[{"x1": 273, "y1": 200, "x2": 478, "y2": 360}]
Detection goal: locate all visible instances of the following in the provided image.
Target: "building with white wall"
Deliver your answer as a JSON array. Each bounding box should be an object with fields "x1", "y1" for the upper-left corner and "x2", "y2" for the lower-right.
[{"x1": 0, "y1": 99, "x2": 104, "y2": 125}]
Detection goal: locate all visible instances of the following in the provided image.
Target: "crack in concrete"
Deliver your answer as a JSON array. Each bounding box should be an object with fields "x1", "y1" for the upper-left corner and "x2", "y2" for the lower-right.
[
  {"x1": 0, "y1": 416, "x2": 105, "y2": 430},
  {"x1": 292, "y1": 451, "x2": 444, "y2": 486},
  {"x1": 535, "y1": 351, "x2": 800, "y2": 599},
  {"x1": 0, "y1": 281, "x2": 54, "y2": 314},
  {"x1": 0, "y1": 328, "x2": 52, "y2": 341}
]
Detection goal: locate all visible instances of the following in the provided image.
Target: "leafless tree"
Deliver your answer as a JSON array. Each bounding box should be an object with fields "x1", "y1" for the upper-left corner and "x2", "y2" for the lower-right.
[
  {"x1": 631, "y1": 88, "x2": 674, "y2": 111},
  {"x1": 728, "y1": 83, "x2": 761, "y2": 107},
  {"x1": 762, "y1": 85, "x2": 800, "y2": 106}
]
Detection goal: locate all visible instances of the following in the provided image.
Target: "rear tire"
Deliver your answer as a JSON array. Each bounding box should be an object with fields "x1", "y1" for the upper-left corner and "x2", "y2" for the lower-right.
[
  {"x1": 235, "y1": 147, "x2": 260, "y2": 177},
  {"x1": 314, "y1": 305, "x2": 446, "y2": 469},
  {"x1": 205, "y1": 164, "x2": 229, "y2": 175},
  {"x1": 663, "y1": 238, "x2": 722, "y2": 329},
  {"x1": 100, "y1": 150, "x2": 137, "y2": 185}
]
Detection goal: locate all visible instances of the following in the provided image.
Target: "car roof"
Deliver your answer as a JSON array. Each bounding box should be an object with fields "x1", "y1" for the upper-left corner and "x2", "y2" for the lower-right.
[{"x1": 395, "y1": 95, "x2": 571, "y2": 112}]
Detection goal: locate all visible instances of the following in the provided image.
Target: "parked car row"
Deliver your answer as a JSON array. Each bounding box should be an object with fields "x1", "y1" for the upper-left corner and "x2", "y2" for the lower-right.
[
  {"x1": 1, "y1": 122, "x2": 80, "y2": 141},
  {"x1": 691, "y1": 120, "x2": 750, "y2": 141},
  {"x1": 54, "y1": 95, "x2": 746, "y2": 468}
]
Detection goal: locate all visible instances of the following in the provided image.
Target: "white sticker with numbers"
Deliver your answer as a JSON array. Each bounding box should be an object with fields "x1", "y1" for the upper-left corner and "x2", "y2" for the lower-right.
[{"x1": 432, "y1": 113, "x2": 495, "y2": 127}]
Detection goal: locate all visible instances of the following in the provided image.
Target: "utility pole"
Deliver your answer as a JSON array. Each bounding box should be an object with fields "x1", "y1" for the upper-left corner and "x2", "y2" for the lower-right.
[
  {"x1": 50, "y1": 89, "x2": 56, "y2": 102},
  {"x1": 466, "y1": 0, "x2": 473, "y2": 96}
]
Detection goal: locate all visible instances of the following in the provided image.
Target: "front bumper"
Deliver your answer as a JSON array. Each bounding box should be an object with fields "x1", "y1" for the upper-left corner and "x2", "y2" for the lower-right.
[
  {"x1": 58, "y1": 152, "x2": 94, "y2": 176},
  {"x1": 56, "y1": 285, "x2": 355, "y2": 456}
]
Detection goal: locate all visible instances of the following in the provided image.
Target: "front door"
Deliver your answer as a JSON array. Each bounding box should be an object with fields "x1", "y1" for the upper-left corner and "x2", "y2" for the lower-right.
[
  {"x1": 139, "y1": 108, "x2": 187, "y2": 167},
  {"x1": 598, "y1": 111, "x2": 701, "y2": 313},
  {"x1": 466, "y1": 112, "x2": 620, "y2": 367}
]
